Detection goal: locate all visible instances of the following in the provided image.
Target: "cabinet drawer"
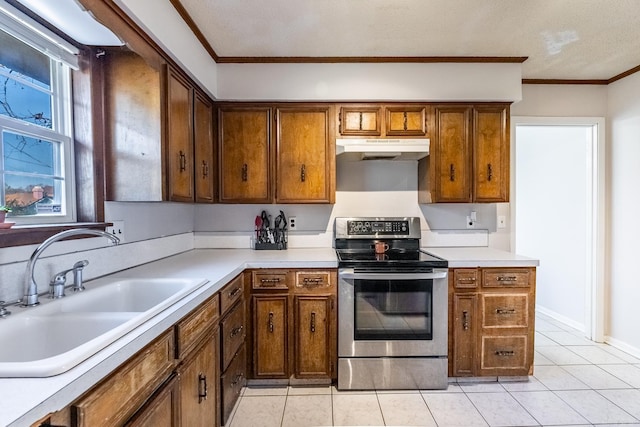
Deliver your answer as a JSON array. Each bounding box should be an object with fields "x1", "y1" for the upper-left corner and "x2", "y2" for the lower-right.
[
  {"x1": 294, "y1": 271, "x2": 334, "y2": 291},
  {"x1": 453, "y1": 269, "x2": 479, "y2": 290},
  {"x1": 482, "y1": 268, "x2": 532, "y2": 289},
  {"x1": 481, "y1": 294, "x2": 529, "y2": 328},
  {"x1": 252, "y1": 271, "x2": 288, "y2": 290},
  {"x1": 220, "y1": 274, "x2": 244, "y2": 315},
  {"x1": 221, "y1": 300, "x2": 246, "y2": 370},
  {"x1": 221, "y1": 344, "x2": 246, "y2": 426},
  {"x1": 480, "y1": 335, "x2": 528, "y2": 371},
  {"x1": 175, "y1": 294, "x2": 219, "y2": 359},
  {"x1": 73, "y1": 330, "x2": 175, "y2": 427}
]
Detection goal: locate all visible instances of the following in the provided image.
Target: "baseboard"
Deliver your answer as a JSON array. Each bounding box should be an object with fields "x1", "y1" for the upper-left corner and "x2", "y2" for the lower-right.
[
  {"x1": 535, "y1": 306, "x2": 586, "y2": 334},
  {"x1": 604, "y1": 336, "x2": 640, "y2": 360}
]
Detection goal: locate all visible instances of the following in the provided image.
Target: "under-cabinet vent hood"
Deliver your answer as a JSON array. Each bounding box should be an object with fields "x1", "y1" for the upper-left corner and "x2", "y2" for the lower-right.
[{"x1": 336, "y1": 138, "x2": 429, "y2": 161}]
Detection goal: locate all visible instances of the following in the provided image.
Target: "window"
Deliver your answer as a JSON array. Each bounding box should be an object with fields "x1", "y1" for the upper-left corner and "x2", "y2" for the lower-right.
[{"x1": 0, "y1": 26, "x2": 75, "y2": 223}]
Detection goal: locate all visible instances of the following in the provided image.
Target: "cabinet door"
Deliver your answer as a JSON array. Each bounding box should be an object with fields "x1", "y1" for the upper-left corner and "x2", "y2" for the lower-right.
[
  {"x1": 253, "y1": 295, "x2": 288, "y2": 378},
  {"x1": 451, "y1": 293, "x2": 476, "y2": 377},
  {"x1": 276, "y1": 107, "x2": 334, "y2": 203},
  {"x1": 219, "y1": 108, "x2": 271, "y2": 203},
  {"x1": 294, "y1": 296, "x2": 333, "y2": 379},
  {"x1": 385, "y1": 105, "x2": 427, "y2": 136},
  {"x1": 194, "y1": 91, "x2": 216, "y2": 203},
  {"x1": 178, "y1": 330, "x2": 219, "y2": 427},
  {"x1": 124, "y1": 376, "x2": 178, "y2": 427},
  {"x1": 338, "y1": 105, "x2": 381, "y2": 136},
  {"x1": 434, "y1": 106, "x2": 472, "y2": 202},
  {"x1": 473, "y1": 105, "x2": 509, "y2": 202},
  {"x1": 166, "y1": 67, "x2": 194, "y2": 202}
]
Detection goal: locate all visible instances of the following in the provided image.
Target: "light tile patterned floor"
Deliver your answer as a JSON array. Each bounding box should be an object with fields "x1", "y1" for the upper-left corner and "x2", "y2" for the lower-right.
[{"x1": 226, "y1": 313, "x2": 640, "y2": 426}]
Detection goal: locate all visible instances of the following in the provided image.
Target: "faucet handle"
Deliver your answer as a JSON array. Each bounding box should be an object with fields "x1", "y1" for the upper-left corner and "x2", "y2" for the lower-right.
[
  {"x1": 72, "y1": 259, "x2": 89, "y2": 292},
  {"x1": 0, "y1": 301, "x2": 11, "y2": 318},
  {"x1": 49, "y1": 273, "x2": 68, "y2": 299}
]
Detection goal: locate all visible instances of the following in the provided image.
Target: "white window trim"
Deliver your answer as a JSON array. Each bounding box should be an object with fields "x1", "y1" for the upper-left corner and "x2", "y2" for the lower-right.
[{"x1": 0, "y1": 25, "x2": 77, "y2": 224}]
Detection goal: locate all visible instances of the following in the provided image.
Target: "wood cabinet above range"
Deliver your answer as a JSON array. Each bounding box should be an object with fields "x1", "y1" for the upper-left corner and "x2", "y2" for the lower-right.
[{"x1": 337, "y1": 104, "x2": 432, "y2": 138}]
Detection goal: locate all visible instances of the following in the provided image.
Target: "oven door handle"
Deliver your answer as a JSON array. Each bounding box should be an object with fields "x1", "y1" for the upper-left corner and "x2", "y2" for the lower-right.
[{"x1": 340, "y1": 270, "x2": 447, "y2": 281}]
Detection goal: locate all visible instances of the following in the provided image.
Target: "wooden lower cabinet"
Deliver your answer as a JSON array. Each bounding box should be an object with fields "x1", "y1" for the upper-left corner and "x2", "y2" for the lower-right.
[
  {"x1": 220, "y1": 344, "x2": 246, "y2": 425},
  {"x1": 125, "y1": 376, "x2": 179, "y2": 427},
  {"x1": 253, "y1": 295, "x2": 289, "y2": 378},
  {"x1": 177, "y1": 328, "x2": 219, "y2": 427},
  {"x1": 248, "y1": 269, "x2": 337, "y2": 382},
  {"x1": 294, "y1": 295, "x2": 332, "y2": 379},
  {"x1": 72, "y1": 331, "x2": 176, "y2": 427},
  {"x1": 449, "y1": 267, "x2": 536, "y2": 377}
]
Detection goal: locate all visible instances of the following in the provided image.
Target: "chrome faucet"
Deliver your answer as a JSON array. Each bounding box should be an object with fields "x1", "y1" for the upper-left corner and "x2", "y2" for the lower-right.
[
  {"x1": 22, "y1": 229, "x2": 120, "y2": 306},
  {"x1": 49, "y1": 259, "x2": 90, "y2": 299}
]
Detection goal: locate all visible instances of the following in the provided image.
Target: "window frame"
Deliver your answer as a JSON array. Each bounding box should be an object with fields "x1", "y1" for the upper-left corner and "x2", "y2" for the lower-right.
[{"x1": 0, "y1": 27, "x2": 77, "y2": 224}]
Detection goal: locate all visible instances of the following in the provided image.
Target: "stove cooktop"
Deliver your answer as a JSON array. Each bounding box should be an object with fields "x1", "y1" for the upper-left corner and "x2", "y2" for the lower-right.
[{"x1": 336, "y1": 249, "x2": 448, "y2": 269}]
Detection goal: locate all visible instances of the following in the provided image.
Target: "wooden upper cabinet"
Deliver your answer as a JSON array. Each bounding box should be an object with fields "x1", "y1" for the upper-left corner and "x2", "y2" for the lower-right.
[
  {"x1": 419, "y1": 103, "x2": 510, "y2": 204},
  {"x1": 165, "y1": 66, "x2": 194, "y2": 202},
  {"x1": 473, "y1": 105, "x2": 509, "y2": 202},
  {"x1": 338, "y1": 105, "x2": 381, "y2": 136},
  {"x1": 193, "y1": 91, "x2": 216, "y2": 203},
  {"x1": 218, "y1": 107, "x2": 271, "y2": 203},
  {"x1": 385, "y1": 105, "x2": 428, "y2": 136},
  {"x1": 276, "y1": 106, "x2": 335, "y2": 203},
  {"x1": 435, "y1": 106, "x2": 473, "y2": 202}
]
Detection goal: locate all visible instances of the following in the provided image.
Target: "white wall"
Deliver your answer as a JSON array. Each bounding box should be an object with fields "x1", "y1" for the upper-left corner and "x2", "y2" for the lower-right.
[
  {"x1": 606, "y1": 72, "x2": 640, "y2": 354},
  {"x1": 216, "y1": 62, "x2": 522, "y2": 102},
  {"x1": 515, "y1": 125, "x2": 591, "y2": 331}
]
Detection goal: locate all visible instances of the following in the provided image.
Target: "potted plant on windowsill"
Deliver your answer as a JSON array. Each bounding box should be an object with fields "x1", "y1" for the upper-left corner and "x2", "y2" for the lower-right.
[{"x1": 0, "y1": 206, "x2": 11, "y2": 224}]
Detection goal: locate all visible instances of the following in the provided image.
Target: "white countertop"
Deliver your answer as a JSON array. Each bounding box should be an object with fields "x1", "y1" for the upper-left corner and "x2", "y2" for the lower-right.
[
  {"x1": 0, "y1": 248, "x2": 336, "y2": 427},
  {"x1": 0, "y1": 246, "x2": 536, "y2": 426},
  {"x1": 425, "y1": 247, "x2": 540, "y2": 268}
]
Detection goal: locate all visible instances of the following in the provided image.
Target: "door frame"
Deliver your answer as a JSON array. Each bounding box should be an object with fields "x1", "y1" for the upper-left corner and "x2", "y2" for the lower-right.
[{"x1": 511, "y1": 116, "x2": 606, "y2": 342}]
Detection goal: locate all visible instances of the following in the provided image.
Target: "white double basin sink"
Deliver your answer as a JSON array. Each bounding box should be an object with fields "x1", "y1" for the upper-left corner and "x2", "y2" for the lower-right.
[{"x1": 0, "y1": 277, "x2": 208, "y2": 377}]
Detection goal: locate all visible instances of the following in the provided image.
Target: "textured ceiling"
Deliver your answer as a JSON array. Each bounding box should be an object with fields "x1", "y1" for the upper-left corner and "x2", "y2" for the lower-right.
[{"x1": 176, "y1": 0, "x2": 640, "y2": 81}]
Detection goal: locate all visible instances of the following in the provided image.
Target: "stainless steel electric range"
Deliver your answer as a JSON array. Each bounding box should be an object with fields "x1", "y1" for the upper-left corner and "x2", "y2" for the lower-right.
[{"x1": 335, "y1": 217, "x2": 449, "y2": 390}]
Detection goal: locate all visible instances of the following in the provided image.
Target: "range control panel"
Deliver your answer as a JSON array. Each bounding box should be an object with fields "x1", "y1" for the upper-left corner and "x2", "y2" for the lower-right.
[{"x1": 347, "y1": 220, "x2": 409, "y2": 236}]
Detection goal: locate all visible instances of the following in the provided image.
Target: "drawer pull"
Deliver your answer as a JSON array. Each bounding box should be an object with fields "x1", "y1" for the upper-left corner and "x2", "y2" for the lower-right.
[
  {"x1": 202, "y1": 160, "x2": 209, "y2": 178},
  {"x1": 268, "y1": 312, "x2": 274, "y2": 333},
  {"x1": 449, "y1": 164, "x2": 455, "y2": 181},
  {"x1": 496, "y1": 308, "x2": 516, "y2": 315},
  {"x1": 458, "y1": 277, "x2": 476, "y2": 282},
  {"x1": 495, "y1": 350, "x2": 515, "y2": 357},
  {"x1": 303, "y1": 277, "x2": 324, "y2": 284},
  {"x1": 300, "y1": 164, "x2": 306, "y2": 182},
  {"x1": 228, "y1": 287, "x2": 241, "y2": 298},
  {"x1": 198, "y1": 373, "x2": 208, "y2": 403},
  {"x1": 260, "y1": 278, "x2": 282, "y2": 286},
  {"x1": 462, "y1": 310, "x2": 469, "y2": 330},
  {"x1": 230, "y1": 325, "x2": 244, "y2": 338},
  {"x1": 497, "y1": 276, "x2": 518, "y2": 282},
  {"x1": 310, "y1": 312, "x2": 316, "y2": 333}
]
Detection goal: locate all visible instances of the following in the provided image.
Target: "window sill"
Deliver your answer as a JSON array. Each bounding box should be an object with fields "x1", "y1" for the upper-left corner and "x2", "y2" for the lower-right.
[{"x1": 0, "y1": 222, "x2": 110, "y2": 248}]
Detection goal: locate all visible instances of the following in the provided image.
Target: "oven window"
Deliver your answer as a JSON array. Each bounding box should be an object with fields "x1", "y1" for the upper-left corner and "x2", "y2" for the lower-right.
[{"x1": 354, "y1": 279, "x2": 433, "y2": 340}]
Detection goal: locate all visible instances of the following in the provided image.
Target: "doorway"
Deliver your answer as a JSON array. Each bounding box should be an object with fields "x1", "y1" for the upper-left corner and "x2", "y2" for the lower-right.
[{"x1": 512, "y1": 117, "x2": 605, "y2": 342}]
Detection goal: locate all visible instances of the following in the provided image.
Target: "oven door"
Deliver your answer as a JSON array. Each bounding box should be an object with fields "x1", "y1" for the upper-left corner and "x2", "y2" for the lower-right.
[{"x1": 338, "y1": 268, "x2": 448, "y2": 357}]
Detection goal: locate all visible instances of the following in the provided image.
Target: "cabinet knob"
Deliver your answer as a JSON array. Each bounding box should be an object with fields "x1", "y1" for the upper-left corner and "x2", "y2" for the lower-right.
[
  {"x1": 462, "y1": 310, "x2": 469, "y2": 330},
  {"x1": 179, "y1": 151, "x2": 187, "y2": 172},
  {"x1": 241, "y1": 163, "x2": 248, "y2": 182},
  {"x1": 198, "y1": 373, "x2": 208, "y2": 403}
]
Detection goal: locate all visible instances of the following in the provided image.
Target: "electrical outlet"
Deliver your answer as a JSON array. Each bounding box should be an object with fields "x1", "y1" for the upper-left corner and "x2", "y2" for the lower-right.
[
  {"x1": 288, "y1": 216, "x2": 297, "y2": 230},
  {"x1": 106, "y1": 220, "x2": 126, "y2": 243},
  {"x1": 497, "y1": 215, "x2": 507, "y2": 229},
  {"x1": 466, "y1": 215, "x2": 475, "y2": 229}
]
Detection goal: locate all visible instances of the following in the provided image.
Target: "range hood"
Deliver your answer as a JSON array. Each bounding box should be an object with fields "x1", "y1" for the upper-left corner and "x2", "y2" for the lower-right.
[{"x1": 336, "y1": 138, "x2": 429, "y2": 161}]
